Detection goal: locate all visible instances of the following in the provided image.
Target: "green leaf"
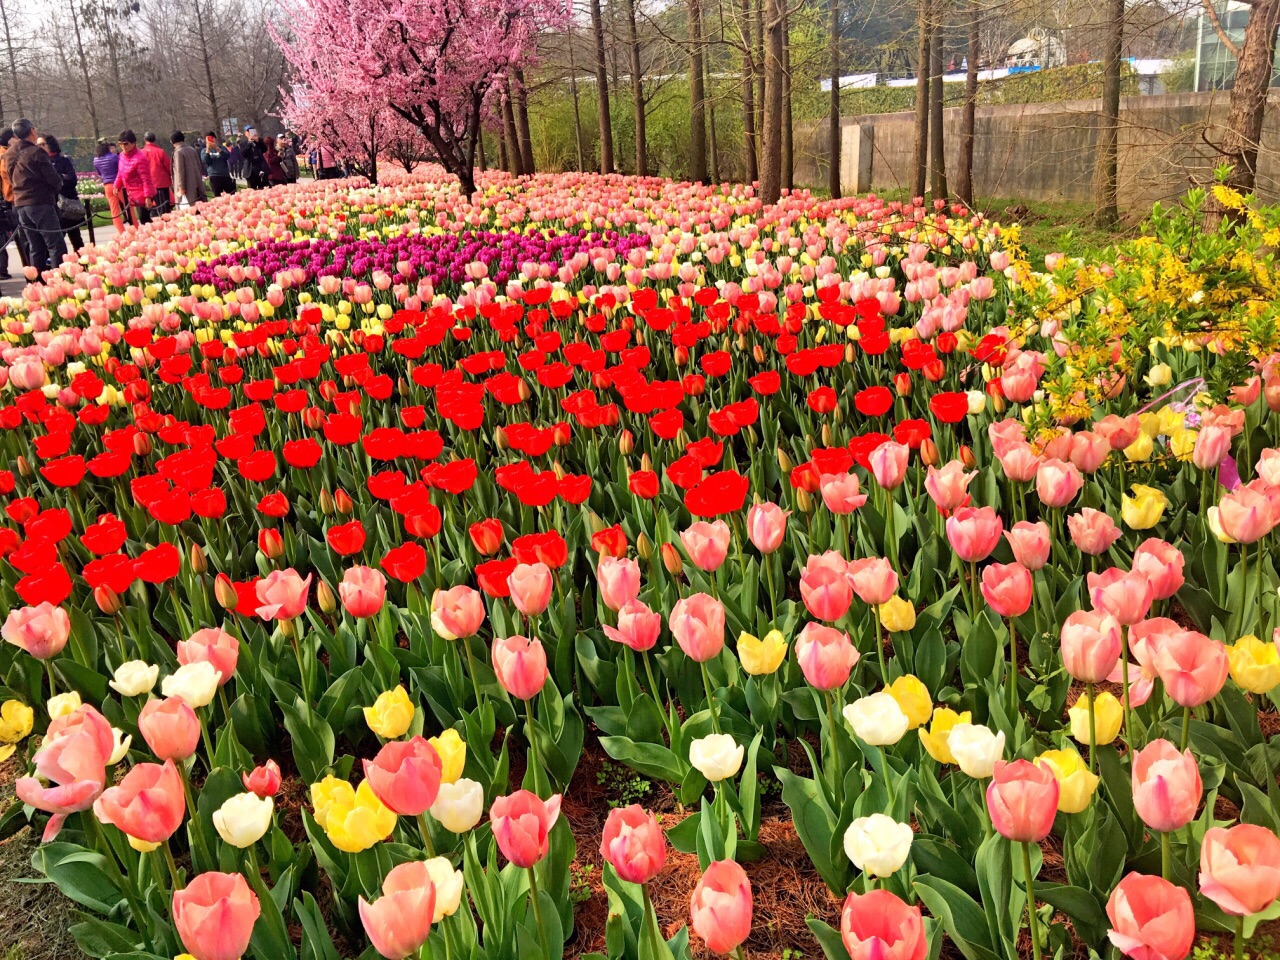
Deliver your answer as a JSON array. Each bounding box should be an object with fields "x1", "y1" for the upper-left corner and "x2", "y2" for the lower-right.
[
  {"x1": 913, "y1": 876, "x2": 1000, "y2": 960},
  {"x1": 31, "y1": 843, "x2": 123, "y2": 915}
]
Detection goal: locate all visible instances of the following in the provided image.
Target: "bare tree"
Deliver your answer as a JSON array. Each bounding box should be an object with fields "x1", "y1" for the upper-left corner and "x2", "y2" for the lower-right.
[
  {"x1": 740, "y1": 0, "x2": 758, "y2": 181},
  {"x1": 1093, "y1": 0, "x2": 1123, "y2": 224},
  {"x1": 566, "y1": 0, "x2": 586, "y2": 170},
  {"x1": 622, "y1": 0, "x2": 647, "y2": 174},
  {"x1": 928, "y1": 0, "x2": 946, "y2": 198},
  {"x1": 0, "y1": 0, "x2": 21, "y2": 114},
  {"x1": 514, "y1": 65, "x2": 536, "y2": 173},
  {"x1": 781, "y1": 1, "x2": 792, "y2": 190},
  {"x1": 957, "y1": 0, "x2": 980, "y2": 204},
  {"x1": 66, "y1": 0, "x2": 101, "y2": 140},
  {"x1": 689, "y1": 0, "x2": 708, "y2": 181},
  {"x1": 759, "y1": 0, "x2": 783, "y2": 201},
  {"x1": 589, "y1": 0, "x2": 614, "y2": 172},
  {"x1": 828, "y1": 0, "x2": 841, "y2": 197},
  {"x1": 912, "y1": 0, "x2": 931, "y2": 197}
]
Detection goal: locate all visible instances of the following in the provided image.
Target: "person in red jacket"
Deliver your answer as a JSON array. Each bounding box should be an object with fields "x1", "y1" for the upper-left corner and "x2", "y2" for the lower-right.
[
  {"x1": 143, "y1": 132, "x2": 173, "y2": 214},
  {"x1": 116, "y1": 130, "x2": 155, "y2": 226}
]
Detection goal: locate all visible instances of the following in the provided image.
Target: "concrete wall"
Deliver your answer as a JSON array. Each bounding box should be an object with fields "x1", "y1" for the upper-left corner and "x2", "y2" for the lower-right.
[{"x1": 793, "y1": 91, "x2": 1280, "y2": 212}]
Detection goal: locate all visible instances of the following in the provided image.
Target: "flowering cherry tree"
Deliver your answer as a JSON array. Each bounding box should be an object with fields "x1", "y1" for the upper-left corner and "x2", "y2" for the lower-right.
[{"x1": 272, "y1": 0, "x2": 560, "y2": 195}]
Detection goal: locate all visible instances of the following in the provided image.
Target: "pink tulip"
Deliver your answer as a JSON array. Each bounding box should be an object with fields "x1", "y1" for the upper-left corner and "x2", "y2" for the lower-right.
[
  {"x1": 604, "y1": 599, "x2": 662, "y2": 652},
  {"x1": 430, "y1": 584, "x2": 486, "y2": 638},
  {"x1": 138, "y1": 696, "x2": 201, "y2": 762},
  {"x1": 998, "y1": 443, "x2": 1043, "y2": 483},
  {"x1": 1106, "y1": 873, "x2": 1194, "y2": 960},
  {"x1": 1193, "y1": 423, "x2": 1233, "y2": 471},
  {"x1": 1132, "y1": 739, "x2": 1203, "y2": 833},
  {"x1": 173, "y1": 871, "x2": 262, "y2": 960},
  {"x1": 848, "y1": 557, "x2": 898, "y2": 606},
  {"x1": 669, "y1": 593, "x2": 725, "y2": 662},
  {"x1": 2, "y1": 602, "x2": 70, "y2": 659},
  {"x1": 94, "y1": 759, "x2": 186, "y2": 844},
  {"x1": 1095, "y1": 414, "x2": 1143, "y2": 451},
  {"x1": 1069, "y1": 431, "x2": 1112, "y2": 473},
  {"x1": 840, "y1": 889, "x2": 927, "y2": 960},
  {"x1": 243, "y1": 760, "x2": 282, "y2": 798},
  {"x1": 746, "y1": 502, "x2": 790, "y2": 553},
  {"x1": 507, "y1": 562, "x2": 554, "y2": 617},
  {"x1": 1005, "y1": 521, "x2": 1051, "y2": 571},
  {"x1": 1035, "y1": 458, "x2": 1084, "y2": 508},
  {"x1": 1198, "y1": 824, "x2": 1280, "y2": 917},
  {"x1": 255, "y1": 568, "x2": 312, "y2": 621},
  {"x1": 869, "y1": 441, "x2": 909, "y2": 490},
  {"x1": 946, "y1": 506, "x2": 1003, "y2": 563},
  {"x1": 800, "y1": 552, "x2": 855, "y2": 621},
  {"x1": 988, "y1": 418, "x2": 1028, "y2": 458},
  {"x1": 1060, "y1": 610, "x2": 1122, "y2": 683},
  {"x1": 981, "y1": 562, "x2": 1033, "y2": 618},
  {"x1": 339, "y1": 565, "x2": 387, "y2": 618},
  {"x1": 600, "y1": 804, "x2": 666, "y2": 884},
  {"x1": 680, "y1": 520, "x2": 732, "y2": 572},
  {"x1": 1089, "y1": 568, "x2": 1154, "y2": 625},
  {"x1": 925, "y1": 460, "x2": 977, "y2": 512},
  {"x1": 986, "y1": 759, "x2": 1058, "y2": 842},
  {"x1": 1068, "y1": 508, "x2": 1122, "y2": 556},
  {"x1": 491, "y1": 634, "x2": 549, "y2": 701},
  {"x1": 795, "y1": 622, "x2": 859, "y2": 690},
  {"x1": 597, "y1": 556, "x2": 642, "y2": 611},
  {"x1": 1132, "y1": 540, "x2": 1185, "y2": 601},
  {"x1": 177, "y1": 627, "x2": 240, "y2": 686},
  {"x1": 363, "y1": 736, "x2": 443, "y2": 816},
  {"x1": 690, "y1": 860, "x2": 753, "y2": 955},
  {"x1": 17, "y1": 706, "x2": 111, "y2": 841},
  {"x1": 820, "y1": 472, "x2": 868, "y2": 515},
  {"x1": 490, "y1": 789, "x2": 561, "y2": 867},
  {"x1": 1152, "y1": 630, "x2": 1228, "y2": 707},
  {"x1": 359, "y1": 861, "x2": 436, "y2": 960},
  {"x1": 1217, "y1": 487, "x2": 1274, "y2": 543}
]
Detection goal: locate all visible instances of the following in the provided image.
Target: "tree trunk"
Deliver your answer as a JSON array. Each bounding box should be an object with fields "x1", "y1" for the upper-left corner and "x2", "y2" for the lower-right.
[
  {"x1": 912, "y1": 0, "x2": 931, "y2": 198},
  {"x1": 689, "y1": 0, "x2": 708, "y2": 182},
  {"x1": 759, "y1": 0, "x2": 783, "y2": 203},
  {"x1": 498, "y1": 126, "x2": 509, "y2": 173},
  {"x1": 957, "y1": 0, "x2": 980, "y2": 205},
  {"x1": 1093, "y1": 0, "x2": 1123, "y2": 225},
  {"x1": 1208, "y1": 0, "x2": 1280, "y2": 224},
  {"x1": 623, "y1": 0, "x2": 646, "y2": 175},
  {"x1": 590, "y1": 0, "x2": 614, "y2": 173},
  {"x1": 828, "y1": 0, "x2": 841, "y2": 198},
  {"x1": 567, "y1": 4, "x2": 586, "y2": 172},
  {"x1": 193, "y1": 0, "x2": 221, "y2": 132},
  {"x1": 477, "y1": 134, "x2": 487, "y2": 172},
  {"x1": 781, "y1": 2, "x2": 793, "y2": 190},
  {"x1": 502, "y1": 81, "x2": 523, "y2": 175},
  {"x1": 753, "y1": 0, "x2": 765, "y2": 152},
  {"x1": 67, "y1": 0, "x2": 100, "y2": 141},
  {"x1": 0, "y1": 0, "x2": 22, "y2": 114},
  {"x1": 928, "y1": 9, "x2": 947, "y2": 200},
  {"x1": 740, "y1": 0, "x2": 758, "y2": 183},
  {"x1": 102, "y1": 17, "x2": 129, "y2": 127},
  {"x1": 514, "y1": 66, "x2": 536, "y2": 174}
]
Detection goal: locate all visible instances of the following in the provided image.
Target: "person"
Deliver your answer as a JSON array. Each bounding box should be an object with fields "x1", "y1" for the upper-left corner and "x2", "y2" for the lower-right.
[
  {"x1": 228, "y1": 140, "x2": 243, "y2": 180},
  {"x1": 264, "y1": 138, "x2": 287, "y2": 186},
  {"x1": 115, "y1": 129, "x2": 155, "y2": 226},
  {"x1": 170, "y1": 131, "x2": 206, "y2": 207},
  {"x1": 201, "y1": 134, "x2": 235, "y2": 197},
  {"x1": 241, "y1": 126, "x2": 267, "y2": 189},
  {"x1": 2, "y1": 118, "x2": 66, "y2": 271},
  {"x1": 92, "y1": 140, "x2": 125, "y2": 231},
  {"x1": 0, "y1": 127, "x2": 23, "y2": 277},
  {"x1": 42, "y1": 135, "x2": 84, "y2": 252},
  {"x1": 277, "y1": 135, "x2": 298, "y2": 183},
  {"x1": 315, "y1": 142, "x2": 342, "y2": 180},
  {"x1": 142, "y1": 131, "x2": 173, "y2": 214}
]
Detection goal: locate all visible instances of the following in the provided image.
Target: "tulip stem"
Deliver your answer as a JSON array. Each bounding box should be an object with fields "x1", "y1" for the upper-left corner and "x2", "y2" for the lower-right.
[
  {"x1": 525, "y1": 698, "x2": 546, "y2": 796},
  {"x1": 527, "y1": 866, "x2": 550, "y2": 960},
  {"x1": 1006, "y1": 618, "x2": 1018, "y2": 720},
  {"x1": 700, "y1": 661, "x2": 722, "y2": 734},
  {"x1": 463, "y1": 638, "x2": 485, "y2": 708},
  {"x1": 1256, "y1": 539, "x2": 1265, "y2": 637},
  {"x1": 641, "y1": 885, "x2": 664, "y2": 952},
  {"x1": 641, "y1": 650, "x2": 667, "y2": 723},
  {"x1": 1235, "y1": 913, "x2": 1245, "y2": 960},
  {"x1": 1021, "y1": 841, "x2": 1041, "y2": 960},
  {"x1": 969, "y1": 561, "x2": 979, "y2": 621},
  {"x1": 162, "y1": 839, "x2": 184, "y2": 891},
  {"x1": 1161, "y1": 830, "x2": 1172, "y2": 881},
  {"x1": 1180, "y1": 706, "x2": 1192, "y2": 752},
  {"x1": 416, "y1": 812, "x2": 437, "y2": 858},
  {"x1": 1086, "y1": 683, "x2": 1098, "y2": 775},
  {"x1": 1239, "y1": 545, "x2": 1250, "y2": 642},
  {"x1": 824, "y1": 689, "x2": 842, "y2": 799},
  {"x1": 43, "y1": 659, "x2": 56, "y2": 701},
  {"x1": 874, "y1": 606, "x2": 888, "y2": 683},
  {"x1": 1119, "y1": 624, "x2": 1133, "y2": 748}
]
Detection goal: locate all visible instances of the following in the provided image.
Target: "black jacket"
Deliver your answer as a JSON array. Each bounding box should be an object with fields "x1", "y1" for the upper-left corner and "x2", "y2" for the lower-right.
[
  {"x1": 3, "y1": 139, "x2": 62, "y2": 207},
  {"x1": 50, "y1": 154, "x2": 78, "y2": 200}
]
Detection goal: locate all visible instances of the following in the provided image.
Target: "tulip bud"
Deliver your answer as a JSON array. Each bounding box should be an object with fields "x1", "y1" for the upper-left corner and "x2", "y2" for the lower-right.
[
  {"x1": 797, "y1": 488, "x2": 813, "y2": 513},
  {"x1": 920, "y1": 437, "x2": 939, "y2": 467},
  {"x1": 94, "y1": 584, "x2": 123, "y2": 615},
  {"x1": 640, "y1": 452, "x2": 653, "y2": 473},
  {"x1": 777, "y1": 447, "x2": 794, "y2": 473},
  {"x1": 552, "y1": 422, "x2": 572, "y2": 446},
  {"x1": 588, "y1": 511, "x2": 607, "y2": 535},
  {"x1": 132, "y1": 432, "x2": 153, "y2": 457},
  {"x1": 188, "y1": 542, "x2": 207, "y2": 575},
  {"x1": 991, "y1": 393, "x2": 1007, "y2": 414},
  {"x1": 753, "y1": 344, "x2": 766, "y2": 363},
  {"x1": 316, "y1": 579, "x2": 338, "y2": 614},
  {"x1": 334, "y1": 488, "x2": 354, "y2": 515},
  {"x1": 258, "y1": 529, "x2": 284, "y2": 560},
  {"x1": 494, "y1": 426, "x2": 509, "y2": 451},
  {"x1": 318, "y1": 488, "x2": 335, "y2": 516},
  {"x1": 517, "y1": 378, "x2": 532, "y2": 402},
  {"x1": 959, "y1": 444, "x2": 977, "y2": 469},
  {"x1": 551, "y1": 460, "x2": 567, "y2": 480},
  {"x1": 894, "y1": 373, "x2": 912, "y2": 397},
  {"x1": 618, "y1": 430, "x2": 634, "y2": 455},
  {"x1": 214, "y1": 573, "x2": 239, "y2": 610},
  {"x1": 16, "y1": 455, "x2": 30, "y2": 477},
  {"x1": 636, "y1": 532, "x2": 653, "y2": 560},
  {"x1": 661, "y1": 542, "x2": 683, "y2": 575},
  {"x1": 674, "y1": 345, "x2": 689, "y2": 366},
  {"x1": 845, "y1": 344, "x2": 856, "y2": 363},
  {"x1": 821, "y1": 424, "x2": 834, "y2": 447},
  {"x1": 398, "y1": 377, "x2": 410, "y2": 397},
  {"x1": 303, "y1": 405, "x2": 325, "y2": 429}
]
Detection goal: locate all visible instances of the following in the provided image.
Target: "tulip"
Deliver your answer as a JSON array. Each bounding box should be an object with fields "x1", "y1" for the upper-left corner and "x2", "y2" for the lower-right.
[
  {"x1": 668, "y1": 593, "x2": 725, "y2": 662},
  {"x1": 212, "y1": 792, "x2": 274, "y2": 848},
  {"x1": 819, "y1": 472, "x2": 868, "y2": 515},
  {"x1": 843, "y1": 814, "x2": 914, "y2": 877},
  {"x1": 1069, "y1": 690, "x2": 1123, "y2": 747},
  {"x1": 919, "y1": 707, "x2": 971, "y2": 764},
  {"x1": 243, "y1": 760, "x2": 282, "y2": 798},
  {"x1": 924, "y1": 460, "x2": 976, "y2": 512},
  {"x1": 314, "y1": 779, "x2": 397, "y2": 853},
  {"x1": 176, "y1": 628, "x2": 239, "y2": 686},
  {"x1": 1199, "y1": 824, "x2": 1280, "y2": 917},
  {"x1": 490, "y1": 789, "x2": 561, "y2": 867},
  {"x1": 879, "y1": 596, "x2": 916, "y2": 634},
  {"x1": 1089, "y1": 568, "x2": 1154, "y2": 625},
  {"x1": 840, "y1": 889, "x2": 926, "y2": 960},
  {"x1": 689, "y1": 733, "x2": 744, "y2": 782},
  {"x1": 884, "y1": 674, "x2": 932, "y2": 729},
  {"x1": 679, "y1": 520, "x2": 732, "y2": 573},
  {"x1": 1228, "y1": 634, "x2": 1280, "y2": 693},
  {"x1": 1132, "y1": 739, "x2": 1203, "y2": 839},
  {"x1": 363, "y1": 736, "x2": 443, "y2": 816},
  {"x1": 421, "y1": 856, "x2": 465, "y2": 920},
  {"x1": 1122, "y1": 485, "x2": 1170, "y2": 530},
  {"x1": 1132, "y1": 539, "x2": 1185, "y2": 600},
  {"x1": 596, "y1": 556, "x2": 641, "y2": 611},
  {"x1": 737, "y1": 629, "x2": 788, "y2": 675},
  {"x1": 844, "y1": 692, "x2": 909, "y2": 746},
  {"x1": 690, "y1": 860, "x2": 753, "y2": 955},
  {"x1": 255, "y1": 568, "x2": 311, "y2": 621},
  {"x1": 364, "y1": 686, "x2": 415, "y2": 738},
  {"x1": 2, "y1": 602, "x2": 70, "y2": 660},
  {"x1": 1035, "y1": 458, "x2": 1083, "y2": 507},
  {"x1": 172, "y1": 871, "x2": 261, "y2": 960},
  {"x1": 800, "y1": 552, "x2": 854, "y2": 622},
  {"x1": 507, "y1": 562, "x2": 553, "y2": 616},
  {"x1": 746, "y1": 502, "x2": 789, "y2": 553},
  {"x1": 359, "y1": 860, "x2": 437, "y2": 959},
  {"x1": 1004, "y1": 520, "x2": 1051, "y2": 571},
  {"x1": 948, "y1": 723, "x2": 1005, "y2": 777},
  {"x1": 109, "y1": 660, "x2": 159, "y2": 697},
  {"x1": 427, "y1": 728, "x2": 466, "y2": 784},
  {"x1": 986, "y1": 759, "x2": 1058, "y2": 841},
  {"x1": 1106, "y1": 873, "x2": 1194, "y2": 960},
  {"x1": 1035, "y1": 748, "x2": 1099, "y2": 813},
  {"x1": 339, "y1": 565, "x2": 386, "y2": 618},
  {"x1": 981, "y1": 562, "x2": 1032, "y2": 618},
  {"x1": 1153, "y1": 630, "x2": 1228, "y2": 709},
  {"x1": 94, "y1": 759, "x2": 186, "y2": 848},
  {"x1": 795, "y1": 622, "x2": 858, "y2": 690},
  {"x1": 137, "y1": 696, "x2": 201, "y2": 761},
  {"x1": 849, "y1": 557, "x2": 898, "y2": 606},
  {"x1": 431, "y1": 778, "x2": 485, "y2": 833},
  {"x1": 600, "y1": 804, "x2": 666, "y2": 884},
  {"x1": 1060, "y1": 610, "x2": 1122, "y2": 683},
  {"x1": 491, "y1": 634, "x2": 549, "y2": 701},
  {"x1": 1193, "y1": 423, "x2": 1234, "y2": 470},
  {"x1": 946, "y1": 506, "x2": 1003, "y2": 563},
  {"x1": 1217, "y1": 487, "x2": 1274, "y2": 543},
  {"x1": 869, "y1": 441, "x2": 909, "y2": 490},
  {"x1": 430, "y1": 584, "x2": 486, "y2": 639},
  {"x1": 1068, "y1": 508, "x2": 1123, "y2": 555},
  {"x1": 16, "y1": 705, "x2": 110, "y2": 840},
  {"x1": 603, "y1": 598, "x2": 662, "y2": 652}
]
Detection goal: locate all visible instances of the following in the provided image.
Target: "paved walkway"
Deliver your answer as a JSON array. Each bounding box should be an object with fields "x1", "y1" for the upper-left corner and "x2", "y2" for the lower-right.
[{"x1": 1, "y1": 221, "x2": 121, "y2": 300}]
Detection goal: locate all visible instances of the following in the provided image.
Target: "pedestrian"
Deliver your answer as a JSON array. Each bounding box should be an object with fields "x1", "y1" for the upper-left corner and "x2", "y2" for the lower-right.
[
  {"x1": 143, "y1": 131, "x2": 173, "y2": 214},
  {"x1": 0, "y1": 127, "x2": 24, "y2": 278},
  {"x1": 1, "y1": 118, "x2": 66, "y2": 271},
  {"x1": 92, "y1": 140, "x2": 125, "y2": 231},
  {"x1": 228, "y1": 140, "x2": 243, "y2": 180},
  {"x1": 315, "y1": 142, "x2": 342, "y2": 180},
  {"x1": 241, "y1": 126, "x2": 268, "y2": 189},
  {"x1": 170, "y1": 131, "x2": 206, "y2": 208},
  {"x1": 264, "y1": 138, "x2": 287, "y2": 186},
  {"x1": 115, "y1": 129, "x2": 155, "y2": 226},
  {"x1": 200, "y1": 134, "x2": 236, "y2": 197},
  {"x1": 277, "y1": 135, "x2": 298, "y2": 183},
  {"x1": 41, "y1": 135, "x2": 85, "y2": 252}
]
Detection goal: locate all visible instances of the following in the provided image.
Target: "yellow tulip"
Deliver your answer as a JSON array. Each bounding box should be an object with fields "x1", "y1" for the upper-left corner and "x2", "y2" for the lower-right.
[
  {"x1": 737, "y1": 629, "x2": 788, "y2": 676},
  {"x1": 429, "y1": 728, "x2": 467, "y2": 784},
  {"x1": 46, "y1": 692, "x2": 82, "y2": 720},
  {"x1": 1156, "y1": 406, "x2": 1186, "y2": 437},
  {"x1": 1144, "y1": 363, "x2": 1172, "y2": 387},
  {"x1": 1068, "y1": 691, "x2": 1123, "y2": 746},
  {"x1": 309, "y1": 775, "x2": 353, "y2": 831},
  {"x1": 1228, "y1": 634, "x2": 1280, "y2": 694},
  {"x1": 1123, "y1": 432, "x2": 1154, "y2": 462},
  {"x1": 919, "y1": 707, "x2": 971, "y2": 764},
  {"x1": 1207, "y1": 507, "x2": 1237, "y2": 544},
  {"x1": 886, "y1": 676, "x2": 933, "y2": 730},
  {"x1": 0, "y1": 700, "x2": 34, "y2": 744},
  {"x1": 364, "y1": 686, "x2": 415, "y2": 739},
  {"x1": 1035, "y1": 748, "x2": 1099, "y2": 814},
  {"x1": 323, "y1": 780, "x2": 397, "y2": 853},
  {"x1": 879, "y1": 596, "x2": 917, "y2": 634},
  {"x1": 1121, "y1": 485, "x2": 1168, "y2": 529},
  {"x1": 1168, "y1": 428, "x2": 1197, "y2": 462}
]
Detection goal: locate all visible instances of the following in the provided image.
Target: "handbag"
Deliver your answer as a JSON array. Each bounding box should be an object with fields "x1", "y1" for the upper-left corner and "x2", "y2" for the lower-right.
[{"x1": 57, "y1": 194, "x2": 87, "y2": 222}]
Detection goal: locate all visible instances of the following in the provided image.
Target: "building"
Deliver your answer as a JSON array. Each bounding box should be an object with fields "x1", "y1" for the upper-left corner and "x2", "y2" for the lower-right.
[{"x1": 1194, "y1": 0, "x2": 1280, "y2": 91}]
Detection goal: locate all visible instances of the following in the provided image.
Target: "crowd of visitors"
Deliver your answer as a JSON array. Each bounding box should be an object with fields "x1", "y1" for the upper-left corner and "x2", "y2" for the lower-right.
[{"x1": 2, "y1": 117, "x2": 333, "y2": 277}]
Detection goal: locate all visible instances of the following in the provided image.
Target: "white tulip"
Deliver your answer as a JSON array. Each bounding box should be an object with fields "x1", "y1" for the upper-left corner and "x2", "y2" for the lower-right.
[
  {"x1": 843, "y1": 692, "x2": 909, "y2": 746},
  {"x1": 423, "y1": 856, "x2": 465, "y2": 920},
  {"x1": 688, "y1": 734, "x2": 744, "y2": 783},
  {"x1": 843, "y1": 814, "x2": 914, "y2": 877},
  {"x1": 110, "y1": 660, "x2": 159, "y2": 697},
  {"x1": 430, "y1": 778, "x2": 484, "y2": 833},
  {"x1": 213, "y1": 792, "x2": 274, "y2": 848},
  {"x1": 966, "y1": 390, "x2": 987, "y2": 415},
  {"x1": 161, "y1": 661, "x2": 222, "y2": 707},
  {"x1": 108, "y1": 727, "x2": 132, "y2": 765},
  {"x1": 46, "y1": 691, "x2": 82, "y2": 720},
  {"x1": 948, "y1": 723, "x2": 1005, "y2": 778}
]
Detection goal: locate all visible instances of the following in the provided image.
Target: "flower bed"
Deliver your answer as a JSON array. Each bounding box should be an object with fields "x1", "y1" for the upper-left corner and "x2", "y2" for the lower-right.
[{"x1": 0, "y1": 170, "x2": 1278, "y2": 960}]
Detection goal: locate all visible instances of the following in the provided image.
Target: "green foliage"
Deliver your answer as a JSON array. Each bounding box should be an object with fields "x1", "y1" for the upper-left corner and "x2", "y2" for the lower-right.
[
  {"x1": 1160, "y1": 50, "x2": 1197, "y2": 94},
  {"x1": 595, "y1": 758, "x2": 654, "y2": 807}
]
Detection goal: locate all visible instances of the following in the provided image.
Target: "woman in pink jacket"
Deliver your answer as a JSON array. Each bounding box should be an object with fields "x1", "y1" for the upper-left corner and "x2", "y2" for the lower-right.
[{"x1": 115, "y1": 129, "x2": 155, "y2": 226}]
